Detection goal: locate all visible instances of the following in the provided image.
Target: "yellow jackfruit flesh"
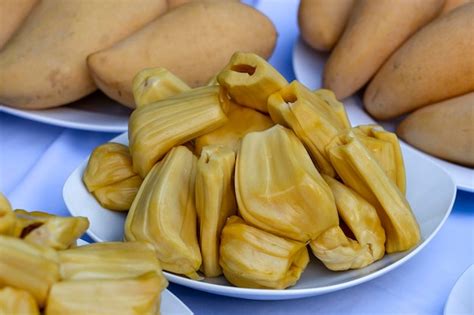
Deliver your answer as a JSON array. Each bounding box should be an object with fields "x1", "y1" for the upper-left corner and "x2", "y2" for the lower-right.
[
  {"x1": 310, "y1": 176, "x2": 386, "y2": 270},
  {"x1": 83, "y1": 143, "x2": 136, "y2": 191},
  {"x1": 351, "y1": 125, "x2": 406, "y2": 194},
  {"x1": 217, "y1": 52, "x2": 288, "y2": 113},
  {"x1": 236, "y1": 125, "x2": 339, "y2": 242},
  {"x1": 83, "y1": 143, "x2": 142, "y2": 211},
  {"x1": 45, "y1": 272, "x2": 166, "y2": 315},
  {"x1": 125, "y1": 146, "x2": 202, "y2": 279},
  {"x1": 129, "y1": 85, "x2": 229, "y2": 177},
  {"x1": 0, "y1": 192, "x2": 15, "y2": 236},
  {"x1": 58, "y1": 241, "x2": 166, "y2": 283},
  {"x1": 194, "y1": 102, "x2": 273, "y2": 155},
  {"x1": 133, "y1": 67, "x2": 191, "y2": 108},
  {"x1": 219, "y1": 216, "x2": 309, "y2": 289},
  {"x1": 0, "y1": 236, "x2": 59, "y2": 307},
  {"x1": 14, "y1": 210, "x2": 89, "y2": 250},
  {"x1": 0, "y1": 287, "x2": 40, "y2": 315},
  {"x1": 268, "y1": 81, "x2": 350, "y2": 177},
  {"x1": 313, "y1": 89, "x2": 351, "y2": 129},
  {"x1": 195, "y1": 145, "x2": 237, "y2": 277},
  {"x1": 326, "y1": 132, "x2": 420, "y2": 253},
  {"x1": 92, "y1": 175, "x2": 143, "y2": 211}
]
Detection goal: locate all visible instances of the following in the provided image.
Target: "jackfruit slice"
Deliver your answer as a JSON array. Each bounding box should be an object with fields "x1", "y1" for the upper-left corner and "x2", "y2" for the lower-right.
[
  {"x1": 313, "y1": 89, "x2": 351, "y2": 129},
  {"x1": 219, "y1": 216, "x2": 309, "y2": 289},
  {"x1": 235, "y1": 125, "x2": 339, "y2": 242},
  {"x1": 129, "y1": 85, "x2": 229, "y2": 177},
  {"x1": 14, "y1": 210, "x2": 89, "y2": 250},
  {"x1": 92, "y1": 175, "x2": 142, "y2": 211},
  {"x1": 83, "y1": 142, "x2": 142, "y2": 211},
  {"x1": 45, "y1": 272, "x2": 166, "y2": 315},
  {"x1": 0, "y1": 192, "x2": 15, "y2": 236},
  {"x1": 0, "y1": 287, "x2": 39, "y2": 315},
  {"x1": 133, "y1": 67, "x2": 191, "y2": 108},
  {"x1": 59, "y1": 241, "x2": 166, "y2": 282},
  {"x1": 326, "y1": 131, "x2": 420, "y2": 253},
  {"x1": 195, "y1": 145, "x2": 236, "y2": 277},
  {"x1": 217, "y1": 52, "x2": 288, "y2": 113},
  {"x1": 351, "y1": 125, "x2": 406, "y2": 194},
  {"x1": 310, "y1": 176, "x2": 386, "y2": 270},
  {"x1": 0, "y1": 236, "x2": 59, "y2": 307},
  {"x1": 268, "y1": 81, "x2": 350, "y2": 176},
  {"x1": 194, "y1": 102, "x2": 273, "y2": 154},
  {"x1": 124, "y1": 146, "x2": 202, "y2": 279}
]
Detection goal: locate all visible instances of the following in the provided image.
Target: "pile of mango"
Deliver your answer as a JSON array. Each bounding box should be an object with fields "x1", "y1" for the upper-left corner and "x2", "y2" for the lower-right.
[{"x1": 299, "y1": 0, "x2": 473, "y2": 166}]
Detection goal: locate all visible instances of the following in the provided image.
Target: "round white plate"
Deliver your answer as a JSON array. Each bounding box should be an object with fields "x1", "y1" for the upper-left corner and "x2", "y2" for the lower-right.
[
  {"x1": 444, "y1": 264, "x2": 474, "y2": 315},
  {"x1": 64, "y1": 132, "x2": 457, "y2": 300},
  {"x1": 292, "y1": 38, "x2": 474, "y2": 192},
  {"x1": 76, "y1": 239, "x2": 193, "y2": 315},
  {"x1": 1, "y1": 92, "x2": 130, "y2": 133}
]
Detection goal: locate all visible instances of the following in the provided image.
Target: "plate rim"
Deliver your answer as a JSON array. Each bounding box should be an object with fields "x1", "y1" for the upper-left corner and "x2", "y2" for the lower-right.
[
  {"x1": 291, "y1": 37, "x2": 474, "y2": 193},
  {"x1": 1, "y1": 104, "x2": 128, "y2": 133},
  {"x1": 64, "y1": 132, "x2": 457, "y2": 300},
  {"x1": 444, "y1": 264, "x2": 474, "y2": 315}
]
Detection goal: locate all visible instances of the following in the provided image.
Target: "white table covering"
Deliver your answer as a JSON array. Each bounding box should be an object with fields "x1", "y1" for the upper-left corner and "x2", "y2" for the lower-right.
[{"x1": 1, "y1": 1, "x2": 473, "y2": 314}]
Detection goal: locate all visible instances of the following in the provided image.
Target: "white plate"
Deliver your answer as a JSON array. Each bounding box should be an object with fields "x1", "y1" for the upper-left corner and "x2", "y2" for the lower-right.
[
  {"x1": 76, "y1": 240, "x2": 193, "y2": 315},
  {"x1": 292, "y1": 38, "x2": 474, "y2": 192},
  {"x1": 444, "y1": 264, "x2": 474, "y2": 315},
  {"x1": 64, "y1": 132, "x2": 456, "y2": 300},
  {"x1": 1, "y1": 92, "x2": 130, "y2": 133}
]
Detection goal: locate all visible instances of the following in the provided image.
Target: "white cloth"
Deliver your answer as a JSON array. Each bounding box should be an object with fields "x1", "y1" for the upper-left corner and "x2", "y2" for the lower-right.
[{"x1": 1, "y1": 1, "x2": 472, "y2": 314}]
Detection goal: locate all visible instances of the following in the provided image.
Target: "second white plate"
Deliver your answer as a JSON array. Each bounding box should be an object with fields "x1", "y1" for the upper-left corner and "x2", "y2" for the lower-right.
[
  {"x1": 64, "y1": 132, "x2": 456, "y2": 300},
  {"x1": 444, "y1": 264, "x2": 474, "y2": 315},
  {"x1": 292, "y1": 38, "x2": 474, "y2": 192}
]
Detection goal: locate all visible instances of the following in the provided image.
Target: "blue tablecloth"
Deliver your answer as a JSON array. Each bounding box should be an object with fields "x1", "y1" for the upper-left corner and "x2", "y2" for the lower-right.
[{"x1": 1, "y1": 1, "x2": 473, "y2": 314}]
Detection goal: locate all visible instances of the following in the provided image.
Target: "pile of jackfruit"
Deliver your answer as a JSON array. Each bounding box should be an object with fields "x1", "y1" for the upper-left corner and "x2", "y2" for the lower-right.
[
  {"x1": 0, "y1": 194, "x2": 168, "y2": 314},
  {"x1": 83, "y1": 52, "x2": 421, "y2": 290}
]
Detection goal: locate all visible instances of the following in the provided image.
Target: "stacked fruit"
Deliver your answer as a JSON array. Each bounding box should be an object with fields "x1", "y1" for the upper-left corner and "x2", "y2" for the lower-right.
[
  {"x1": 83, "y1": 52, "x2": 421, "y2": 289},
  {"x1": 0, "y1": 193, "x2": 168, "y2": 314},
  {"x1": 298, "y1": 0, "x2": 473, "y2": 166},
  {"x1": 0, "y1": 0, "x2": 276, "y2": 109}
]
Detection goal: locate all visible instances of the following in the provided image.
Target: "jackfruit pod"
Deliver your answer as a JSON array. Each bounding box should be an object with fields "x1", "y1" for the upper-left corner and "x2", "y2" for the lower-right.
[
  {"x1": 236, "y1": 125, "x2": 339, "y2": 242},
  {"x1": 59, "y1": 241, "x2": 166, "y2": 283},
  {"x1": 219, "y1": 216, "x2": 309, "y2": 289},
  {"x1": 133, "y1": 67, "x2": 191, "y2": 108},
  {"x1": 129, "y1": 85, "x2": 229, "y2": 177},
  {"x1": 45, "y1": 272, "x2": 166, "y2": 315},
  {"x1": 83, "y1": 143, "x2": 141, "y2": 211},
  {"x1": 313, "y1": 89, "x2": 351, "y2": 129},
  {"x1": 351, "y1": 125, "x2": 406, "y2": 194},
  {"x1": 14, "y1": 210, "x2": 89, "y2": 250},
  {"x1": 125, "y1": 146, "x2": 202, "y2": 279},
  {"x1": 268, "y1": 81, "x2": 349, "y2": 176},
  {"x1": 194, "y1": 102, "x2": 273, "y2": 155},
  {"x1": 0, "y1": 236, "x2": 59, "y2": 307},
  {"x1": 0, "y1": 287, "x2": 39, "y2": 315},
  {"x1": 0, "y1": 192, "x2": 15, "y2": 236},
  {"x1": 92, "y1": 175, "x2": 143, "y2": 211},
  {"x1": 326, "y1": 132, "x2": 420, "y2": 253},
  {"x1": 83, "y1": 143, "x2": 136, "y2": 191},
  {"x1": 217, "y1": 52, "x2": 288, "y2": 113},
  {"x1": 310, "y1": 176, "x2": 386, "y2": 270},
  {"x1": 195, "y1": 145, "x2": 237, "y2": 277}
]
